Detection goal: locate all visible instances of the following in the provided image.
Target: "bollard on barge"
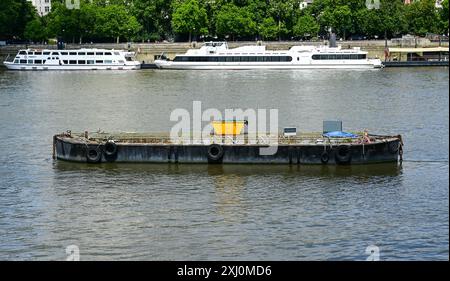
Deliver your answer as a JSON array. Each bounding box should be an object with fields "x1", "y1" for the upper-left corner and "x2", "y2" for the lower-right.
[{"x1": 53, "y1": 123, "x2": 403, "y2": 165}]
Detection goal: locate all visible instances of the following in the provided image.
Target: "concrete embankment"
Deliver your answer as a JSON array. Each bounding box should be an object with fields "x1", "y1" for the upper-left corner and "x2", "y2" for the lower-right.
[{"x1": 1, "y1": 40, "x2": 448, "y2": 65}]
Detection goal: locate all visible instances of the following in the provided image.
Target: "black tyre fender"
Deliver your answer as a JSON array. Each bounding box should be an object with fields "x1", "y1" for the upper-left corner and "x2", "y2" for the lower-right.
[
  {"x1": 86, "y1": 146, "x2": 102, "y2": 163},
  {"x1": 335, "y1": 145, "x2": 352, "y2": 164},
  {"x1": 320, "y1": 151, "x2": 330, "y2": 164},
  {"x1": 104, "y1": 140, "x2": 118, "y2": 157},
  {"x1": 207, "y1": 144, "x2": 224, "y2": 162}
]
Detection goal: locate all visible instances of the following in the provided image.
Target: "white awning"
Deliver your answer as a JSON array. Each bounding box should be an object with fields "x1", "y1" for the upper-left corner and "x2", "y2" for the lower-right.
[{"x1": 388, "y1": 47, "x2": 449, "y2": 53}]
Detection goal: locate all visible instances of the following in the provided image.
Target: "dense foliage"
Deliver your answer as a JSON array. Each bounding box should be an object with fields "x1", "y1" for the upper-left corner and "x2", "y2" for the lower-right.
[{"x1": 0, "y1": 0, "x2": 448, "y2": 43}]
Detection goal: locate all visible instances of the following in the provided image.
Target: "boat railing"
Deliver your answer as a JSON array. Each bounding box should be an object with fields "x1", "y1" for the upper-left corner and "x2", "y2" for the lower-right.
[
  {"x1": 65, "y1": 131, "x2": 394, "y2": 146},
  {"x1": 3, "y1": 54, "x2": 14, "y2": 63}
]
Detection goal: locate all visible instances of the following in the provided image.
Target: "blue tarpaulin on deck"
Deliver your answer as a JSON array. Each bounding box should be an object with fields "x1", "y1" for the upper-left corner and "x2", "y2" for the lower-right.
[{"x1": 323, "y1": 131, "x2": 358, "y2": 138}]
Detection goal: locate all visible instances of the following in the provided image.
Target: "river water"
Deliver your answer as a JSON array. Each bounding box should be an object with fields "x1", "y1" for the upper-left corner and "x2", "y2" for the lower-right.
[{"x1": 0, "y1": 67, "x2": 448, "y2": 260}]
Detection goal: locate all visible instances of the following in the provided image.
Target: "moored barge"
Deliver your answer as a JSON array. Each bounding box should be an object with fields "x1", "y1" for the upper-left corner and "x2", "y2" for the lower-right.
[{"x1": 53, "y1": 129, "x2": 403, "y2": 165}]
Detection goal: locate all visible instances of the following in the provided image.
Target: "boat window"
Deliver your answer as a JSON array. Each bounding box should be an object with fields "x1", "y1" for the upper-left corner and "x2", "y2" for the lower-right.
[
  {"x1": 43, "y1": 52, "x2": 50, "y2": 55},
  {"x1": 60, "y1": 52, "x2": 68, "y2": 55},
  {"x1": 69, "y1": 60, "x2": 77, "y2": 64},
  {"x1": 19, "y1": 51, "x2": 27, "y2": 55},
  {"x1": 28, "y1": 60, "x2": 33, "y2": 64},
  {"x1": 52, "y1": 52, "x2": 59, "y2": 55},
  {"x1": 69, "y1": 52, "x2": 77, "y2": 55},
  {"x1": 14, "y1": 60, "x2": 19, "y2": 63},
  {"x1": 20, "y1": 60, "x2": 27, "y2": 64},
  {"x1": 87, "y1": 60, "x2": 95, "y2": 64},
  {"x1": 206, "y1": 42, "x2": 224, "y2": 47},
  {"x1": 42, "y1": 60, "x2": 46, "y2": 64},
  {"x1": 104, "y1": 60, "x2": 113, "y2": 64},
  {"x1": 87, "y1": 52, "x2": 94, "y2": 55},
  {"x1": 28, "y1": 52, "x2": 34, "y2": 55},
  {"x1": 78, "y1": 60, "x2": 86, "y2": 64},
  {"x1": 96, "y1": 60, "x2": 103, "y2": 64},
  {"x1": 173, "y1": 56, "x2": 291, "y2": 63},
  {"x1": 35, "y1": 51, "x2": 43, "y2": 55},
  {"x1": 114, "y1": 52, "x2": 120, "y2": 55},
  {"x1": 118, "y1": 60, "x2": 125, "y2": 64},
  {"x1": 312, "y1": 54, "x2": 366, "y2": 60},
  {"x1": 78, "y1": 52, "x2": 86, "y2": 56},
  {"x1": 35, "y1": 60, "x2": 42, "y2": 64},
  {"x1": 105, "y1": 52, "x2": 112, "y2": 55},
  {"x1": 63, "y1": 60, "x2": 68, "y2": 64},
  {"x1": 95, "y1": 52, "x2": 104, "y2": 56}
]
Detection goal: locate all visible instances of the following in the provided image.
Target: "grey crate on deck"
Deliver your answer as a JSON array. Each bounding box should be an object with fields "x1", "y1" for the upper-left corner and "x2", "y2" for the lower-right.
[{"x1": 323, "y1": 121, "x2": 342, "y2": 133}]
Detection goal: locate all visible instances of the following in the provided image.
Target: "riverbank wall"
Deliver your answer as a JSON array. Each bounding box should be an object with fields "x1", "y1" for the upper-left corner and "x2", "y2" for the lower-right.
[{"x1": 1, "y1": 40, "x2": 448, "y2": 65}]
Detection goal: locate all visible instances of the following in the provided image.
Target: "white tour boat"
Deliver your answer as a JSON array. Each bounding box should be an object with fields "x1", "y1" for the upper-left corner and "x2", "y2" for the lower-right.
[
  {"x1": 154, "y1": 42, "x2": 383, "y2": 70},
  {"x1": 3, "y1": 48, "x2": 141, "y2": 70}
]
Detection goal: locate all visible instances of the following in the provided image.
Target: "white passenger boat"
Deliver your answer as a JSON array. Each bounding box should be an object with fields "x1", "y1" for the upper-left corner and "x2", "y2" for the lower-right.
[
  {"x1": 3, "y1": 49, "x2": 141, "y2": 70},
  {"x1": 154, "y1": 42, "x2": 383, "y2": 69}
]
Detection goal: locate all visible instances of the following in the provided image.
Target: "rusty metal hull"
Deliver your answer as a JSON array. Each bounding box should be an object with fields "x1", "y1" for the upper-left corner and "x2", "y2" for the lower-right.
[{"x1": 54, "y1": 135, "x2": 401, "y2": 165}]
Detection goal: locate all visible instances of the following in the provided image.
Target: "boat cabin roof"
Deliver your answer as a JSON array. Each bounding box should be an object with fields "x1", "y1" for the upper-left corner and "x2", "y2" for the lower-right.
[{"x1": 388, "y1": 47, "x2": 449, "y2": 53}]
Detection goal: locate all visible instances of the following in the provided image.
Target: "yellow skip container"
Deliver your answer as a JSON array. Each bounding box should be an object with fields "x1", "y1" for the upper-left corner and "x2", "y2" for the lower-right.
[{"x1": 212, "y1": 120, "x2": 246, "y2": 136}]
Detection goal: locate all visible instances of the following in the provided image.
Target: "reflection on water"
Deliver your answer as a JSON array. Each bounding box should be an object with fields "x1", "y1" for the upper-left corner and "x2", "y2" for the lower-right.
[{"x1": 54, "y1": 161, "x2": 403, "y2": 177}]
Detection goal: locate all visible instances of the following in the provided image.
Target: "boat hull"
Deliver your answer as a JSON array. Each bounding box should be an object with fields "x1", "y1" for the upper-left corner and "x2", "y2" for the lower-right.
[
  {"x1": 54, "y1": 136, "x2": 401, "y2": 165},
  {"x1": 3, "y1": 62, "x2": 141, "y2": 71},
  {"x1": 154, "y1": 60, "x2": 383, "y2": 70}
]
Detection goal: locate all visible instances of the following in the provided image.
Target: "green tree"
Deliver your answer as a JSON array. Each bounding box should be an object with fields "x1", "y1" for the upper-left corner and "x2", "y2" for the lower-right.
[
  {"x1": 259, "y1": 17, "x2": 279, "y2": 40},
  {"x1": 322, "y1": 5, "x2": 352, "y2": 39},
  {"x1": 293, "y1": 14, "x2": 320, "y2": 39},
  {"x1": 132, "y1": 0, "x2": 172, "y2": 41},
  {"x1": 171, "y1": 0, "x2": 208, "y2": 42},
  {"x1": 96, "y1": 4, "x2": 142, "y2": 43},
  {"x1": 0, "y1": 0, "x2": 37, "y2": 40},
  {"x1": 78, "y1": 1, "x2": 98, "y2": 43},
  {"x1": 215, "y1": 3, "x2": 256, "y2": 40},
  {"x1": 267, "y1": 0, "x2": 302, "y2": 40},
  {"x1": 405, "y1": 0, "x2": 441, "y2": 36},
  {"x1": 24, "y1": 18, "x2": 47, "y2": 42},
  {"x1": 378, "y1": 0, "x2": 408, "y2": 38},
  {"x1": 439, "y1": 0, "x2": 449, "y2": 35}
]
